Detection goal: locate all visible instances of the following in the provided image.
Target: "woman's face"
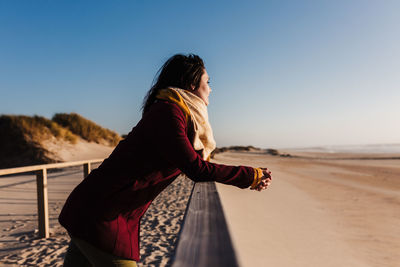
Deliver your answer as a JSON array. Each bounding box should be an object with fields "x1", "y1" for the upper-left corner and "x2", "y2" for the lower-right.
[{"x1": 192, "y1": 69, "x2": 211, "y2": 106}]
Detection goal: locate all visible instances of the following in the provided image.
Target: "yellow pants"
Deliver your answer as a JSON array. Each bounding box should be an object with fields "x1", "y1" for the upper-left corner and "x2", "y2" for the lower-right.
[{"x1": 63, "y1": 236, "x2": 138, "y2": 267}]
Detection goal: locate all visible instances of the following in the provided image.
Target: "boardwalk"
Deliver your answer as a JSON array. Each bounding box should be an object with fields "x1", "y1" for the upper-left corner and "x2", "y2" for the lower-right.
[{"x1": 0, "y1": 166, "x2": 193, "y2": 266}]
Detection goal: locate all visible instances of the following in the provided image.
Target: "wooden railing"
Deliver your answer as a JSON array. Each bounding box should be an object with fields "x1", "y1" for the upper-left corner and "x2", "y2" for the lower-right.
[
  {"x1": 172, "y1": 182, "x2": 239, "y2": 267},
  {"x1": 0, "y1": 159, "x2": 104, "y2": 238},
  {"x1": 1, "y1": 161, "x2": 239, "y2": 265}
]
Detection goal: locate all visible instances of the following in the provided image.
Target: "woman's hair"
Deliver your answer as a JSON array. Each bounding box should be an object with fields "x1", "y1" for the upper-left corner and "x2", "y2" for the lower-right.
[{"x1": 142, "y1": 54, "x2": 205, "y2": 114}]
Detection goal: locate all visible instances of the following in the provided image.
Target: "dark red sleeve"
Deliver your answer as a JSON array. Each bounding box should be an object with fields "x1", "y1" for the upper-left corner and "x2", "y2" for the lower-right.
[{"x1": 148, "y1": 101, "x2": 255, "y2": 189}]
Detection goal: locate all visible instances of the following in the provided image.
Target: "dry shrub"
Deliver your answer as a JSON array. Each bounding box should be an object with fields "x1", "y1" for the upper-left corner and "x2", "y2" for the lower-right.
[
  {"x1": 0, "y1": 115, "x2": 60, "y2": 168},
  {"x1": 210, "y1": 145, "x2": 261, "y2": 158},
  {"x1": 52, "y1": 113, "x2": 121, "y2": 146}
]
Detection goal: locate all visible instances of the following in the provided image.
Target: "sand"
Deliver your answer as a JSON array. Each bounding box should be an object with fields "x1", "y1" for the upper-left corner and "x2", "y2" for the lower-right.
[
  {"x1": 0, "y1": 141, "x2": 193, "y2": 266},
  {"x1": 139, "y1": 175, "x2": 193, "y2": 266},
  {"x1": 214, "y1": 151, "x2": 400, "y2": 267},
  {"x1": 42, "y1": 138, "x2": 115, "y2": 162},
  {"x1": 0, "y1": 169, "x2": 193, "y2": 267},
  {"x1": 1, "y1": 147, "x2": 399, "y2": 266},
  {"x1": 0, "y1": 167, "x2": 94, "y2": 266}
]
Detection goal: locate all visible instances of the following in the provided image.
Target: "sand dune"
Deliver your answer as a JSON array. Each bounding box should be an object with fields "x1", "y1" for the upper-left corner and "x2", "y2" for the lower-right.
[{"x1": 42, "y1": 138, "x2": 115, "y2": 162}]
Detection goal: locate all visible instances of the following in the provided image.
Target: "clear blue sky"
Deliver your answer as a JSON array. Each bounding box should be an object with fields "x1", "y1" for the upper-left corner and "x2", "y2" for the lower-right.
[{"x1": 1, "y1": 0, "x2": 399, "y2": 148}]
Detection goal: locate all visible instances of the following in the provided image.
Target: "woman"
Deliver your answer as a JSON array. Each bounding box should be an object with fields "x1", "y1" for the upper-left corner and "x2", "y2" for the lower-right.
[{"x1": 59, "y1": 54, "x2": 272, "y2": 267}]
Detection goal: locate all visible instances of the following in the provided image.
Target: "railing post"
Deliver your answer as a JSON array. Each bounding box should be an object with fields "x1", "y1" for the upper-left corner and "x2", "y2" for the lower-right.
[
  {"x1": 83, "y1": 162, "x2": 91, "y2": 179},
  {"x1": 36, "y1": 168, "x2": 49, "y2": 238}
]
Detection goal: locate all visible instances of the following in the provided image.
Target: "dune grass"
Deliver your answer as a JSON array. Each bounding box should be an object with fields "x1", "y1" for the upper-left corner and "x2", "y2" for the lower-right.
[
  {"x1": 52, "y1": 113, "x2": 121, "y2": 146},
  {"x1": 0, "y1": 115, "x2": 67, "y2": 168},
  {"x1": 0, "y1": 115, "x2": 78, "y2": 144},
  {"x1": 210, "y1": 146, "x2": 283, "y2": 159},
  {"x1": 0, "y1": 113, "x2": 120, "y2": 168},
  {"x1": 211, "y1": 145, "x2": 260, "y2": 158}
]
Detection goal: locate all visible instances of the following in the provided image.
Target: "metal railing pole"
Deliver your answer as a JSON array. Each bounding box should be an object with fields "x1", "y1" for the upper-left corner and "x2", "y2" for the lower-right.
[{"x1": 36, "y1": 168, "x2": 49, "y2": 238}]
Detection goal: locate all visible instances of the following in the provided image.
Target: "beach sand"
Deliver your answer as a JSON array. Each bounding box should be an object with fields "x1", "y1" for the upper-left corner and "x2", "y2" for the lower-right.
[
  {"x1": 0, "y1": 167, "x2": 95, "y2": 266},
  {"x1": 1, "y1": 148, "x2": 399, "y2": 266},
  {"x1": 139, "y1": 175, "x2": 193, "y2": 266},
  {"x1": 214, "y1": 151, "x2": 400, "y2": 267},
  {"x1": 0, "y1": 169, "x2": 193, "y2": 267},
  {"x1": 0, "y1": 141, "x2": 193, "y2": 266}
]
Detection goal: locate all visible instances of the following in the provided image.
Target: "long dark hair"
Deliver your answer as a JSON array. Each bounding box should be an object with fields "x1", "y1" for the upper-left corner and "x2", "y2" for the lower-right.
[{"x1": 142, "y1": 54, "x2": 205, "y2": 115}]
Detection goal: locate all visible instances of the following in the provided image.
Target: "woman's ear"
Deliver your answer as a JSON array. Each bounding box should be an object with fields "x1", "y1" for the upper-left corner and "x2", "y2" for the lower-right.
[{"x1": 190, "y1": 84, "x2": 195, "y2": 91}]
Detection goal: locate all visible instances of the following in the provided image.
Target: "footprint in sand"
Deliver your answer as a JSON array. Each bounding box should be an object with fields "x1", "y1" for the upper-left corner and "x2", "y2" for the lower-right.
[{"x1": 10, "y1": 223, "x2": 25, "y2": 230}]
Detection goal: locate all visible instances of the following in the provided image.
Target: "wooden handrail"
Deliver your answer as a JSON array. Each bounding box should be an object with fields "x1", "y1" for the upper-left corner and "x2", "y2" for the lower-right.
[
  {"x1": 172, "y1": 182, "x2": 239, "y2": 267},
  {"x1": 0, "y1": 158, "x2": 104, "y2": 238},
  {"x1": 0, "y1": 158, "x2": 104, "y2": 176}
]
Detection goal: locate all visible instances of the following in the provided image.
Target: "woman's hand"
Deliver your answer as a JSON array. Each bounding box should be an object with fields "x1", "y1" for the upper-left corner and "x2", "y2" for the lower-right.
[{"x1": 251, "y1": 168, "x2": 272, "y2": 192}]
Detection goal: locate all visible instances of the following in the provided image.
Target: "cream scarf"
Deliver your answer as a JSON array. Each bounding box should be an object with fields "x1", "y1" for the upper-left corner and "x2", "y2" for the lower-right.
[{"x1": 156, "y1": 87, "x2": 216, "y2": 161}]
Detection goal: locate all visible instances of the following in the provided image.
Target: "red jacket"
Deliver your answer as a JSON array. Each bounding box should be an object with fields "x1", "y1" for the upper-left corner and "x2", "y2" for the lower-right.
[{"x1": 59, "y1": 100, "x2": 255, "y2": 261}]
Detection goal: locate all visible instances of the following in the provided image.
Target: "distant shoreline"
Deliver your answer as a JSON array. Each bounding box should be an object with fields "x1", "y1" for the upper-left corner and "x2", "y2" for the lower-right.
[{"x1": 281, "y1": 143, "x2": 400, "y2": 154}]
